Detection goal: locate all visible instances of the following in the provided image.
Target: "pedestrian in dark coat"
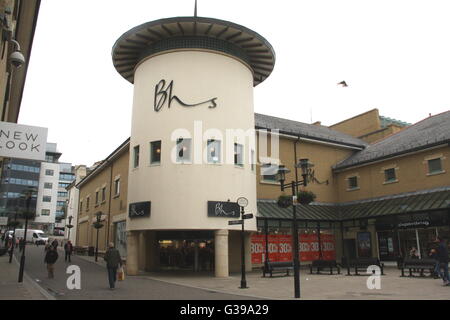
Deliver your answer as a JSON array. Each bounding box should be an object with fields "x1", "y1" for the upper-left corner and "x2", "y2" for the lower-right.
[
  {"x1": 103, "y1": 242, "x2": 122, "y2": 289},
  {"x1": 51, "y1": 239, "x2": 59, "y2": 249},
  {"x1": 64, "y1": 241, "x2": 73, "y2": 262},
  {"x1": 44, "y1": 246, "x2": 59, "y2": 279},
  {"x1": 436, "y1": 237, "x2": 449, "y2": 286}
]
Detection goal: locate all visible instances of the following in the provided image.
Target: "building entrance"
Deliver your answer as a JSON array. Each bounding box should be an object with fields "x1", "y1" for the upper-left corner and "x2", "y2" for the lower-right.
[{"x1": 157, "y1": 231, "x2": 214, "y2": 272}]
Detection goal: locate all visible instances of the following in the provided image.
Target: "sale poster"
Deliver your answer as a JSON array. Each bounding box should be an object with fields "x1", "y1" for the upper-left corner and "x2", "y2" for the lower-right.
[{"x1": 251, "y1": 233, "x2": 336, "y2": 264}]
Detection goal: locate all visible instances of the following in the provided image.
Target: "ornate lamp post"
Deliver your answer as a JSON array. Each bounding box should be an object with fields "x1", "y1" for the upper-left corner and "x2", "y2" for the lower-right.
[
  {"x1": 276, "y1": 159, "x2": 314, "y2": 299},
  {"x1": 93, "y1": 212, "x2": 104, "y2": 262},
  {"x1": 66, "y1": 216, "x2": 74, "y2": 242},
  {"x1": 18, "y1": 187, "x2": 36, "y2": 283}
]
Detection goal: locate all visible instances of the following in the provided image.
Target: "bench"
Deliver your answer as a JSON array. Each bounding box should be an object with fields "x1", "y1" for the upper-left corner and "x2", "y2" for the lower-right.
[
  {"x1": 262, "y1": 261, "x2": 294, "y2": 277},
  {"x1": 309, "y1": 260, "x2": 340, "y2": 275},
  {"x1": 342, "y1": 257, "x2": 384, "y2": 276},
  {"x1": 401, "y1": 259, "x2": 436, "y2": 277}
]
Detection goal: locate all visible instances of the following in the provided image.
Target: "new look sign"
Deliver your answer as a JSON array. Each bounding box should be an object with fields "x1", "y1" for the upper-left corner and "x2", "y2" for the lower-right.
[{"x1": 0, "y1": 122, "x2": 47, "y2": 161}]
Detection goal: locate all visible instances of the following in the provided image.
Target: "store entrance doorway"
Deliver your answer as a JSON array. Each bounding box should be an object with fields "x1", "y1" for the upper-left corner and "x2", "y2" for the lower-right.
[{"x1": 156, "y1": 231, "x2": 214, "y2": 272}]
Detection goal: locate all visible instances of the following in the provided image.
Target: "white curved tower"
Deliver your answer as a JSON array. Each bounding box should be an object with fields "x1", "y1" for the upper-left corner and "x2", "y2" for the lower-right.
[{"x1": 113, "y1": 16, "x2": 275, "y2": 276}]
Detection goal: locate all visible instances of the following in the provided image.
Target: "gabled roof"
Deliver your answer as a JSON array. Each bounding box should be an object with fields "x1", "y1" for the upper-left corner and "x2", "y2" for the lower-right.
[
  {"x1": 334, "y1": 111, "x2": 450, "y2": 171},
  {"x1": 255, "y1": 113, "x2": 368, "y2": 149}
]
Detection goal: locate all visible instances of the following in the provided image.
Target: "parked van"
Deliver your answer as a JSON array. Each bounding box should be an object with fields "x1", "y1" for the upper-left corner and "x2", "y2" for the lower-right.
[{"x1": 8, "y1": 229, "x2": 49, "y2": 245}]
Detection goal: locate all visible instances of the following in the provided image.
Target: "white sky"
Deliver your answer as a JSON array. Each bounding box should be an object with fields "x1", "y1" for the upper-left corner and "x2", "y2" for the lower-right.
[{"x1": 18, "y1": 0, "x2": 450, "y2": 166}]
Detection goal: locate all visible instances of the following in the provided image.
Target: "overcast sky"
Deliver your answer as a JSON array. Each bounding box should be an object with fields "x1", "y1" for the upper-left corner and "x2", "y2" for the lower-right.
[{"x1": 18, "y1": 0, "x2": 450, "y2": 166}]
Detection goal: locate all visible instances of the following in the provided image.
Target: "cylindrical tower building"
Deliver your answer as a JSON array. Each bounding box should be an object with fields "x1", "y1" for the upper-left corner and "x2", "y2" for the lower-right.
[{"x1": 112, "y1": 16, "x2": 275, "y2": 277}]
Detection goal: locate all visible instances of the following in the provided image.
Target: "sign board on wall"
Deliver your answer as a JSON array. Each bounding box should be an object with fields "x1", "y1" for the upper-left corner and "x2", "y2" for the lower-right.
[
  {"x1": 0, "y1": 217, "x2": 8, "y2": 226},
  {"x1": 0, "y1": 122, "x2": 47, "y2": 161},
  {"x1": 207, "y1": 201, "x2": 240, "y2": 218},
  {"x1": 129, "y1": 201, "x2": 151, "y2": 218}
]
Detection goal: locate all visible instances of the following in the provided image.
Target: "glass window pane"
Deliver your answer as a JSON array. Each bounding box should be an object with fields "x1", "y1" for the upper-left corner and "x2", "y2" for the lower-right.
[
  {"x1": 428, "y1": 158, "x2": 442, "y2": 173},
  {"x1": 207, "y1": 140, "x2": 221, "y2": 164},
  {"x1": 150, "y1": 141, "x2": 162, "y2": 164},
  {"x1": 177, "y1": 138, "x2": 191, "y2": 162}
]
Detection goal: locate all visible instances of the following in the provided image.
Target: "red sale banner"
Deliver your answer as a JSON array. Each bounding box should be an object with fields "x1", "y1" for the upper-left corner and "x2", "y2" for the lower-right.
[{"x1": 251, "y1": 233, "x2": 336, "y2": 264}]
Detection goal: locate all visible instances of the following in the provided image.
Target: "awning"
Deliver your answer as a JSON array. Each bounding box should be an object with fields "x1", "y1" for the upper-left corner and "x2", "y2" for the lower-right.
[{"x1": 257, "y1": 188, "x2": 450, "y2": 222}]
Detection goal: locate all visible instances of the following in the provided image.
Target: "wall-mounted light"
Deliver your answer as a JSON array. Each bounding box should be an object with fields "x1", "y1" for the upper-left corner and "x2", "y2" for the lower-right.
[{"x1": 9, "y1": 39, "x2": 25, "y2": 68}]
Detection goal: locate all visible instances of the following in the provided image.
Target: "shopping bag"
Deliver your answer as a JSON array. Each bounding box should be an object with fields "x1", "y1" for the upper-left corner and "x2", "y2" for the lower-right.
[{"x1": 117, "y1": 267, "x2": 125, "y2": 281}]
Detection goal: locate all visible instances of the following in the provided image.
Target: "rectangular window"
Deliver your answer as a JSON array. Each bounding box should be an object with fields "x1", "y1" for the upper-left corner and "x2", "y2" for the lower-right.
[
  {"x1": 44, "y1": 182, "x2": 53, "y2": 189},
  {"x1": 133, "y1": 145, "x2": 140, "y2": 168},
  {"x1": 79, "y1": 201, "x2": 83, "y2": 213},
  {"x1": 41, "y1": 209, "x2": 50, "y2": 216},
  {"x1": 207, "y1": 140, "x2": 221, "y2": 164},
  {"x1": 43, "y1": 196, "x2": 52, "y2": 202},
  {"x1": 114, "y1": 179, "x2": 120, "y2": 196},
  {"x1": 150, "y1": 141, "x2": 162, "y2": 165},
  {"x1": 95, "y1": 191, "x2": 99, "y2": 205},
  {"x1": 348, "y1": 176, "x2": 358, "y2": 189},
  {"x1": 261, "y1": 163, "x2": 278, "y2": 182},
  {"x1": 57, "y1": 201, "x2": 66, "y2": 207},
  {"x1": 428, "y1": 158, "x2": 443, "y2": 174},
  {"x1": 384, "y1": 168, "x2": 397, "y2": 182},
  {"x1": 234, "y1": 143, "x2": 244, "y2": 167},
  {"x1": 45, "y1": 169, "x2": 54, "y2": 176},
  {"x1": 176, "y1": 138, "x2": 192, "y2": 163},
  {"x1": 86, "y1": 197, "x2": 90, "y2": 211},
  {"x1": 58, "y1": 191, "x2": 68, "y2": 197},
  {"x1": 102, "y1": 187, "x2": 106, "y2": 202}
]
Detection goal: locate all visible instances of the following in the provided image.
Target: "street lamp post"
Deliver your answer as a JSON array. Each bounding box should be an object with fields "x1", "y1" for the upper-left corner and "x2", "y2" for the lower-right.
[
  {"x1": 8, "y1": 207, "x2": 19, "y2": 264},
  {"x1": 66, "y1": 216, "x2": 73, "y2": 242},
  {"x1": 18, "y1": 187, "x2": 36, "y2": 283},
  {"x1": 93, "y1": 212, "x2": 104, "y2": 262},
  {"x1": 276, "y1": 159, "x2": 313, "y2": 299},
  {"x1": 237, "y1": 197, "x2": 249, "y2": 289}
]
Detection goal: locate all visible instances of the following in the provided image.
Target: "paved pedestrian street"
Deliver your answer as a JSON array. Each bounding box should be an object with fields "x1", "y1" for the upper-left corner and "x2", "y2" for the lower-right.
[
  {"x1": 12, "y1": 246, "x2": 255, "y2": 300},
  {"x1": 3, "y1": 246, "x2": 448, "y2": 300}
]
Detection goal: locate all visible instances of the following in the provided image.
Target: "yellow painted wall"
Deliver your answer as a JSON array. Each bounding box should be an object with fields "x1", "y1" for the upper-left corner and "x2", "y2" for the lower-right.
[
  {"x1": 256, "y1": 133, "x2": 356, "y2": 203},
  {"x1": 330, "y1": 109, "x2": 381, "y2": 138},
  {"x1": 336, "y1": 146, "x2": 450, "y2": 202},
  {"x1": 76, "y1": 149, "x2": 129, "y2": 249}
]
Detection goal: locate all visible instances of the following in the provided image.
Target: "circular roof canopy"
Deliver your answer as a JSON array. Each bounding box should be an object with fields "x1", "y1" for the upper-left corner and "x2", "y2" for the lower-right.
[{"x1": 112, "y1": 16, "x2": 276, "y2": 87}]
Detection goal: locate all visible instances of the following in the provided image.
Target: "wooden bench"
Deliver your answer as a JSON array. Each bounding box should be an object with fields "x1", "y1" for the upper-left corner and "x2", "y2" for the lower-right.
[
  {"x1": 309, "y1": 260, "x2": 340, "y2": 275},
  {"x1": 262, "y1": 261, "x2": 294, "y2": 277},
  {"x1": 401, "y1": 259, "x2": 436, "y2": 277},
  {"x1": 342, "y1": 257, "x2": 385, "y2": 275}
]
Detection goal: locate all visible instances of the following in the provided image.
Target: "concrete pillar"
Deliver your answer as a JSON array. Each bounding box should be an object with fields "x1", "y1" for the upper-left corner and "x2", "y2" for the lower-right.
[
  {"x1": 138, "y1": 231, "x2": 147, "y2": 271},
  {"x1": 126, "y1": 231, "x2": 139, "y2": 275},
  {"x1": 215, "y1": 229, "x2": 229, "y2": 278},
  {"x1": 145, "y1": 231, "x2": 160, "y2": 271},
  {"x1": 245, "y1": 232, "x2": 252, "y2": 272}
]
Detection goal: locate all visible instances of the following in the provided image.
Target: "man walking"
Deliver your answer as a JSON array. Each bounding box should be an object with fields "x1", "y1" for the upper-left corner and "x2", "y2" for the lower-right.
[
  {"x1": 104, "y1": 242, "x2": 122, "y2": 290},
  {"x1": 64, "y1": 241, "x2": 73, "y2": 262},
  {"x1": 436, "y1": 237, "x2": 449, "y2": 286},
  {"x1": 44, "y1": 246, "x2": 59, "y2": 279}
]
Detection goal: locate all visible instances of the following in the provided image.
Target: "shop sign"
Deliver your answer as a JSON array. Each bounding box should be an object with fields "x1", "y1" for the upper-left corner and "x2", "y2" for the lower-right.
[
  {"x1": 208, "y1": 201, "x2": 240, "y2": 218},
  {"x1": 154, "y1": 80, "x2": 218, "y2": 112},
  {"x1": 250, "y1": 234, "x2": 336, "y2": 264},
  {"x1": 129, "y1": 201, "x2": 151, "y2": 218},
  {"x1": 398, "y1": 221, "x2": 430, "y2": 228},
  {"x1": 0, "y1": 122, "x2": 47, "y2": 161}
]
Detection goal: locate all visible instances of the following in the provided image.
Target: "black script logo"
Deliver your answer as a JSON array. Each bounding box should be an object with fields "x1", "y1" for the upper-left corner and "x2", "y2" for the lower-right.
[{"x1": 154, "y1": 80, "x2": 218, "y2": 112}]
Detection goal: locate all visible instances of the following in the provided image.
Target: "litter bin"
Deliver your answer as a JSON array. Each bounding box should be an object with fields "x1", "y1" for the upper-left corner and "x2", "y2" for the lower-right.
[{"x1": 88, "y1": 246, "x2": 95, "y2": 256}]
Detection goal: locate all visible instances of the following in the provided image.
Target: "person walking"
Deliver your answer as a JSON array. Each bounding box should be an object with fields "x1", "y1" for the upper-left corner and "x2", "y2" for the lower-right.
[
  {"x1": 51, "y1": 238, "x2": 59, "y2": 249},
  {"x1": 103, "y1": 242, "x2": 122, "y2": 290},
  {"x1": 44, "y1": 246, "x2": 59, "y2": 279},
  {"x1": 64, "y1": 241, "x2": 73, "y2": 263},
  {"x1": 436, "y1": 237, "x2": 449, "y2": 286}
]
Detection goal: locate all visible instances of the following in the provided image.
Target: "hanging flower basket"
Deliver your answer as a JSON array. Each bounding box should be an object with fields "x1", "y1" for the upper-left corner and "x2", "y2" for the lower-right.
[
  {"x1": 297, "y1": 190, "x2": 316, "y2": 205},
  {"x1": 277, "y1": 195, "x2": 292, "y2": 208}
]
